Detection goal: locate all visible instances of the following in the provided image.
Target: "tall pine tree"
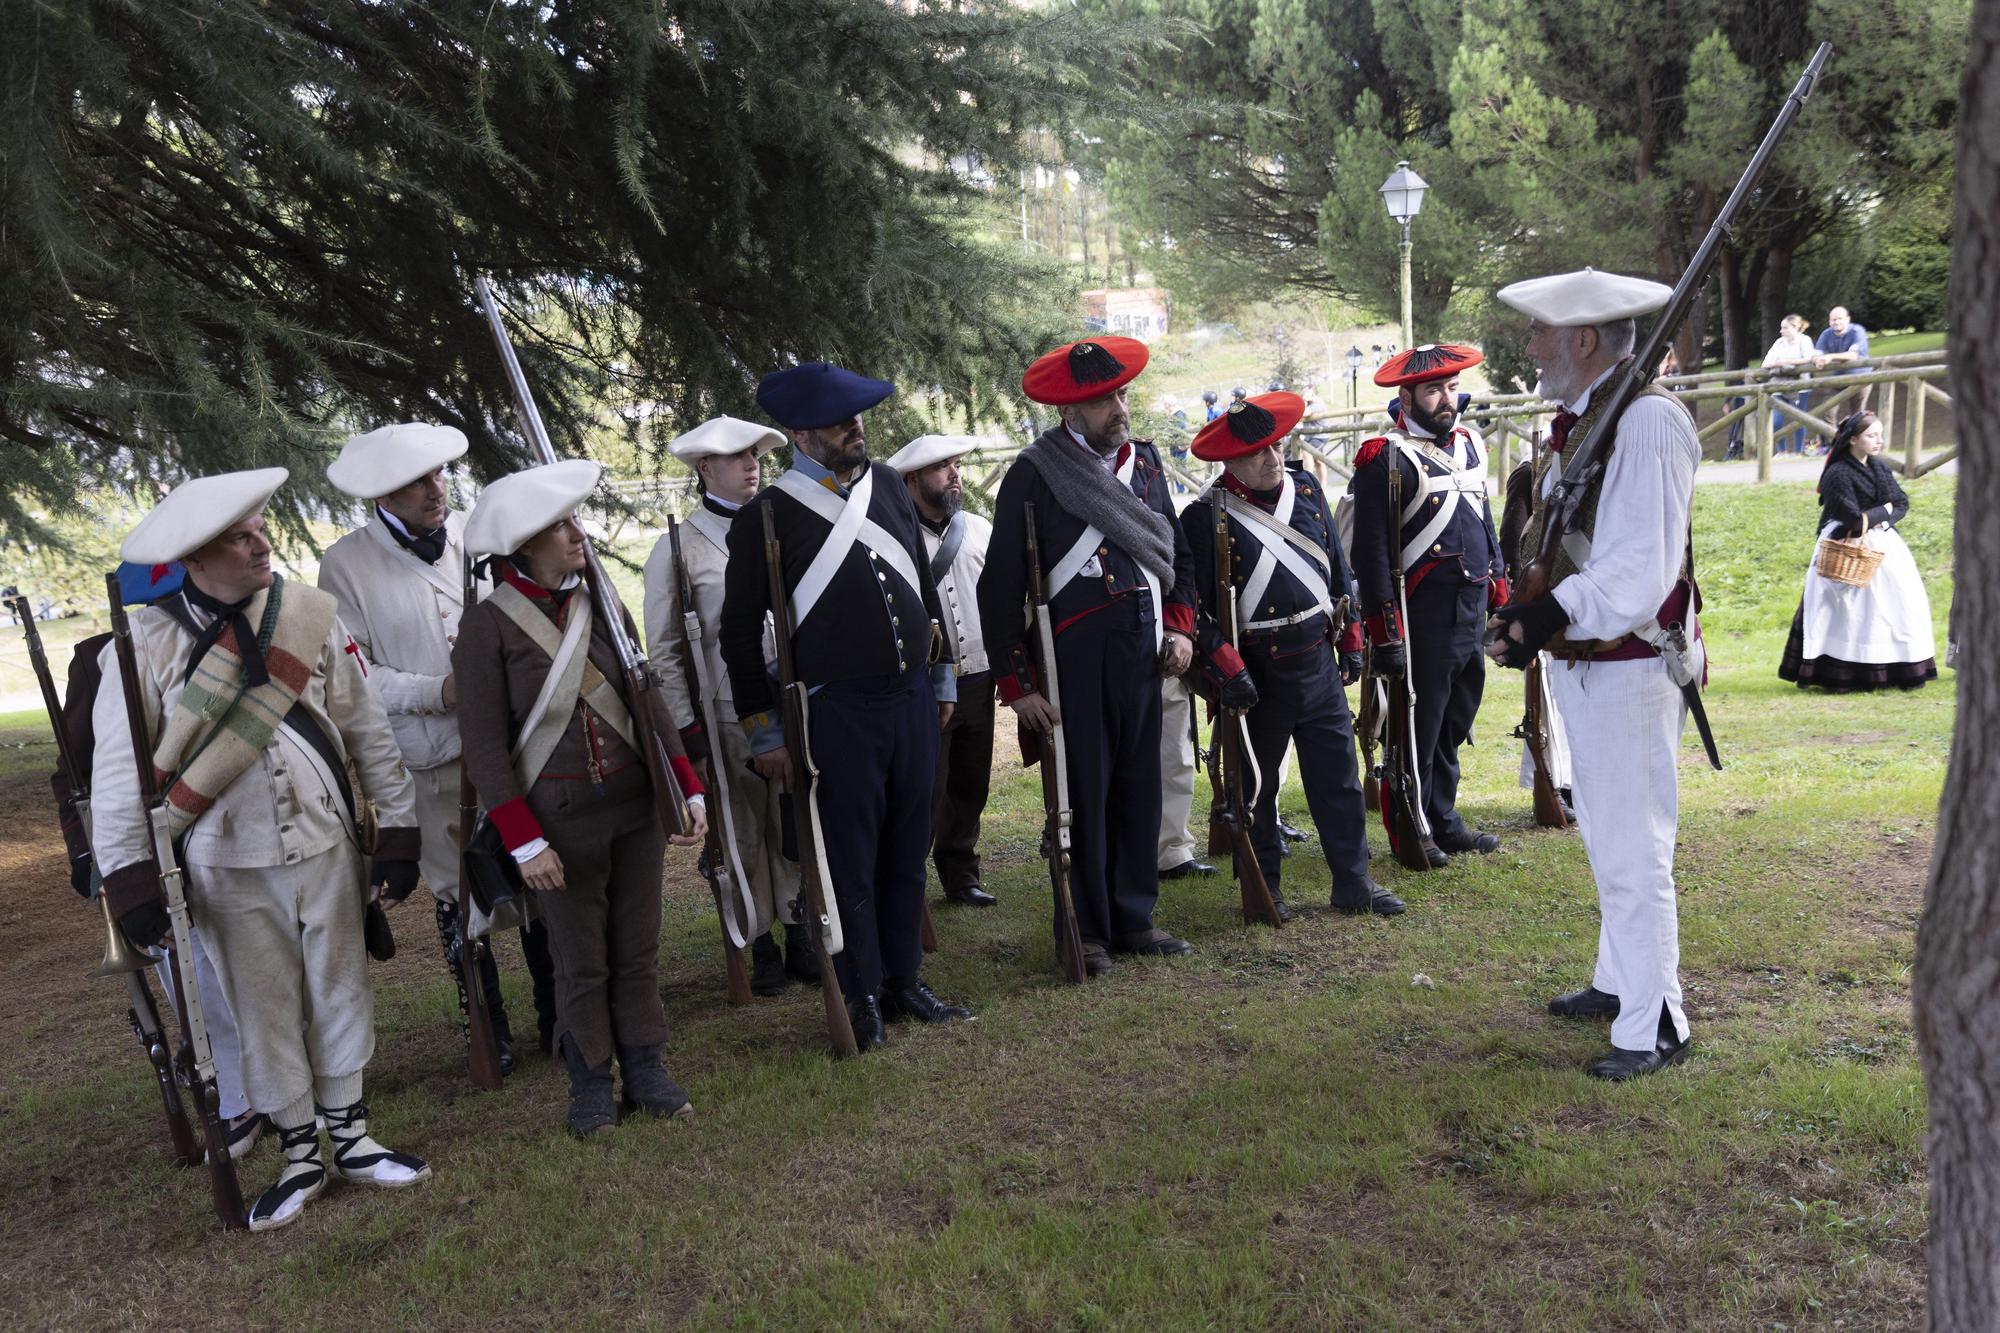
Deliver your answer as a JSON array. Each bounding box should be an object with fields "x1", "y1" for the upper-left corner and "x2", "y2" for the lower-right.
[{"x1": 1, "y1": 1, "x2": 1168, "y2": 539}]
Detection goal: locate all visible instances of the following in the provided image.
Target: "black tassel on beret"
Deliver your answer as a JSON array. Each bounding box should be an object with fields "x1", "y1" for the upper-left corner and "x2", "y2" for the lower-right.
[
  {"x1": 1399, "y1": 344, "x2": 1458, "y2": 379},
  {"x1": 1226, "y1": 399, "x2": 1278, "y2": 444},
  {"x1": 1068, "y1": 341, "x2": 1127, "y2": 385}
]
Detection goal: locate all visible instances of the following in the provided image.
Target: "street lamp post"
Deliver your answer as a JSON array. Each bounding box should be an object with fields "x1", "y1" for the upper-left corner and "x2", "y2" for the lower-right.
[
  {"x1": 1346, "y1": 345, "x2": 1363, "y2": 409},
  {"x1": 1379, "y1": 160, "x2": 1429, "y2": 351}
]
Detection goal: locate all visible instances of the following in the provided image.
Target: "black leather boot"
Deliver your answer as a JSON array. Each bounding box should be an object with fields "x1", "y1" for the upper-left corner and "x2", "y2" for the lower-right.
[
  {"x1": 560, "y1": 1034, "x2": 617, "y2": 1138},
  {"x1": 783, "y1": 922, "x2": 821, "y2": 985},
  {"x1": 616, "y1": 1043, "x2": 692, "y2": 1120},
  {"x1": 750, "y1": 932, "x2": 787, "y2": 997}
]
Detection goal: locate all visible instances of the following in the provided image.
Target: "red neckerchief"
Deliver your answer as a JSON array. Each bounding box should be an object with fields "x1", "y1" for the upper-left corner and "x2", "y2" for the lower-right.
[
  {"x1": 498, "y1": 562, "x2": 575, "y2": 625},
  {"x1": 1218, "y1": 471, "x2": 1281, "y2": 510},
  {"x1": 1549, "y1": 408, "x2": 1579, "y2": 452}
]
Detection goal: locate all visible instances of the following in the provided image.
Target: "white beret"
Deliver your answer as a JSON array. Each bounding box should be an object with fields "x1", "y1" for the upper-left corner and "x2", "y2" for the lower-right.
[
  {"x1": 884, "y1": 434, "x2": 982, "y2": 475},
  {"x1": 463, "y1": 459, "x2": 603, "y2": 558},
  {"x1": 668, "y1": 415, "x2": 784, "y2": 463},
  {"x1": 326, "y1": 422, "x2": 469, "y2": 498},
  {"x1": 1496, "y1": 267, "x2": 1673, "y2": 326},
  {"x1": 121, "y1": 468, "x2": 289, "y2": 566}
]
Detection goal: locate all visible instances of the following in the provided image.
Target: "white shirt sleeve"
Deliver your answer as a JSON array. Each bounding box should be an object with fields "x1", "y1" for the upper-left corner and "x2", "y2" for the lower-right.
[
  {"x1": 88, "y1": 636, "x2": 154, "y2": 878},
  {"x1": 1551, "y1": 396, "x2": 1699, "y2": 642}
]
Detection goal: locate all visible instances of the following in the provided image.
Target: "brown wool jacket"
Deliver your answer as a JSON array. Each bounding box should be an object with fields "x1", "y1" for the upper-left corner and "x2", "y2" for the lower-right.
[{"x1": 452, "y1": 579, "x2": 691, "y2": 851}]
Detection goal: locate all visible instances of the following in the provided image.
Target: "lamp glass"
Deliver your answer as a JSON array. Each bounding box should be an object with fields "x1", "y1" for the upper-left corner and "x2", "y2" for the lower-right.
[{"x1": 1379, "y1": 161, "x2": 1429, "y2": 224}]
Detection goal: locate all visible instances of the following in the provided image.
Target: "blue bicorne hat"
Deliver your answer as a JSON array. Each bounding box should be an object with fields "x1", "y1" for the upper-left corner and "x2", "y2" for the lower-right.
[
  {"x1": 755, "y1": 361, "x2": 895, "y2": 431},
  {"x1": 117, "y1": 560, "x2": 185, "y2": 605}
]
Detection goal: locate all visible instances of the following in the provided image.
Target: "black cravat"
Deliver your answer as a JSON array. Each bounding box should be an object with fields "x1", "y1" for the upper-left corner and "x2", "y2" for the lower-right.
[
  {"x1": 379, "y1": 507, "x2": 448, "y2": 564},
  {"x1": 182, "y1": 583, "x2": 269, "y2": 686}
]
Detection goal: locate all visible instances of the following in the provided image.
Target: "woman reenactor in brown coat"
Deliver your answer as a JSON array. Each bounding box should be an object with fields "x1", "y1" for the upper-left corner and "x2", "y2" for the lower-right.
[{"x1": 455, "y1": 460, "x2": 707, "y2": 1136}]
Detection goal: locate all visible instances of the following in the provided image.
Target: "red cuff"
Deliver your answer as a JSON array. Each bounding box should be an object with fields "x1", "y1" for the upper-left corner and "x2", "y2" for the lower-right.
[
  {"x1": 996, "y1": 671, "x2": 1033, "y2": 705},
  {"x1": 670, "y1": 753, "x2": 704, "y2": 799},
  {"x1": 1364, "y1": 607, "x2": 1403, "y2": 646},
  {"x1": 997, "y1": 643, "x2": 1039, "y2": 704},
  {"x1": 1338, "y1": 619, "x2": 1364, "y2": 653},
  {"x1": 1209, "y1": 641, "x2": 1247, "y2": 679},
  {"x1": 1488, "y1": 576, "x2": 1512, "y2": 609},
  {"x1": 489, "y1": 797, "x2": 545, "y2": 853},
  {"x1": 1163, "y1": 603, "x2": 1196, "y2": 637}
]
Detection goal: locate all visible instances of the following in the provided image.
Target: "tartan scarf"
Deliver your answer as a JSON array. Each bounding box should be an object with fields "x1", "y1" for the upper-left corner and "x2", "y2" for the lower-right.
[{"x1": 153, "y1": 574, "x2": 337, "y2": 837}]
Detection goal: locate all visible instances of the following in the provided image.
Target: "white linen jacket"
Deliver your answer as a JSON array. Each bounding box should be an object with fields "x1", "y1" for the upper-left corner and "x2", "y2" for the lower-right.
[
  {"x1": 317, "y1": 509, "x2": 470, "y2": 771},
  {"x1": 643, "y1": 504, "x2": 775, "y2": 732},
  {"x1": 923, "y1": 512, "x2": 992, "y2": 677}
]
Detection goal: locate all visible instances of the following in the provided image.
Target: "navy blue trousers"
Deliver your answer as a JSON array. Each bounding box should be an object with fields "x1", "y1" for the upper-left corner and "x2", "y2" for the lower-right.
[
  {"x1": 1239, "y1": 639, "x2": 1372, "y2": 904},
  {"x1": 807, "y1": 669, "x2": 939, "y2": 1000},
  {"x1": 1405, "y1": 577, "x2": 1487, "y2": 841},
  {"x1": 1053, "y1": 599, "x2": 1163, "y2": 945}
]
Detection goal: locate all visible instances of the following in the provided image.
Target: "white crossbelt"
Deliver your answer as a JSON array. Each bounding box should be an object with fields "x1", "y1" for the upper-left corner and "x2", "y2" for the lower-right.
[
  {"x1": 1394, "y1": 427, "x2": 1489, "y2": 571},
  {"x1": 1045, "y1": 446, "x2": 1164, "y2": 650},
  {"x1": 1208, "y1": 477, "x2": 1336, "y2": 633},
  {"x1": 775, "y1": 468, "x2": 924, "y2": 628}
]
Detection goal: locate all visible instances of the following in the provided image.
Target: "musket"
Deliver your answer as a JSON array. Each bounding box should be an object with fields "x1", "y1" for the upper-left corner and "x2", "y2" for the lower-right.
[
  {"x1": 1208, "y1": 500, "x2": 1284, "y2": 928},
  {"x1": 667, "y1": 515, "x2": 753, "y2": 1006},
  {"x1": 1024, "y1": 503, "x2": 1088, "y2": 984},
  {"x1": 472, "y1": 276, "x2": 692, "y2": 838},
  {"x1": 1378, "y1": 467, "x2": 1438, "y2": 872},
  {"x1": 456, "y1": 553, "x2": 505, "y2": 1091},
  {"x1": 104, "y1": 574, "x2": 248, "y2": 1230},
  {"x1": 761, "y1": 503, "x2": 860, "y2": 1054},
  {"x1": 1518, "y1": 658, "x2": 1570, "y2": 830},
  {"x1": 1356, "y1": 663, "x2": 1383, "y2": 814},
  {"x1": 1514, "y1": 41, "x2": 1832, "y2": 605},
  {"x1": 14, "y1": 596, "x2": 200, "y2": 1167}
]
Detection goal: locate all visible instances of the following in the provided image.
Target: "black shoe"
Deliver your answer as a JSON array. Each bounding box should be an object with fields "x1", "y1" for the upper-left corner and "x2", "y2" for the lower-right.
[
  {"x1": 1268, "y1": 890, "x2": 1295, "y2": 923},
  {"x1": 783, "y1": 922, "x2": 821, "y2": 985},
  {"x1": 750, "y1": 932, "x2": 787, "y2": 997},
  {"x1": 1160, "y1": 859, "x2": 1217, "y2": 880},
  {"x1": 616, "y1": 1043, "x2": 693, "y2": 1119},
  {"x1": 1080, "y1": 941, "x2": 1114, "y2": 978},
  {"x1": 944, "y1": 882, "x2": 998, "y2": 908},
  {"x1": 848, "y1": 996, "x2": 888, "y2": 1051},
  {"x1": 1424, "y1": 845, "x2": 1451, "y2": 869},
  {"x1": 1547, "y1": 986, "x2": 1621, "y2": 1020},
  {"x1": 1586, "y1": 1036, "x2": 1690, "y2": 1081},
  {"x1": 1333, "y1": 880, "x2": 1405, "y2": 916},
  {"x1": 1435, "y1": 829, "x2": 1501, "y2": 854},
  {"x1": 881, "y1": 979, "x2": 973, "y2": 1024},
  {"x1": 1278, "y1": 821, "x2": 1311, "y2": 843},
  {"x1": 560, "y1": 1035, "x2": 617, "y2": 1138},
  {"x1": 1113, "y1": 928, "x2": 1194, "y2": 956},
  {"x1": 489, "y1": 1006, "x2": 517, "y2": 1077}
]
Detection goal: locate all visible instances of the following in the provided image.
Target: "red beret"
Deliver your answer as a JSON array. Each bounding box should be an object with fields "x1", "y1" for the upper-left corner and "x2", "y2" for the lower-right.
[
  {"x1": 1373, "y1": 343, "x2": 1482, "y2": 388},
  {"x1": 1190, "y1": 392, "x2": 1307, "y2": 462},
  {"x1": 1022, "y1": 336, "x2": 1149, "y2": 406}
]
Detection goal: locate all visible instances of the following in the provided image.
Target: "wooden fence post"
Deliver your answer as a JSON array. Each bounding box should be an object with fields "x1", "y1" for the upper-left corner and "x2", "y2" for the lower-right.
[
  {"x1": 1876, "y1": 376, "x2": 1896, "y2": 464},
  {"x1": 1755, "y1": 386, "x2": 1772, "y2": 482},
  {"x1": 1907, "y1": 371, "x2": 1928, "y2": 472}
]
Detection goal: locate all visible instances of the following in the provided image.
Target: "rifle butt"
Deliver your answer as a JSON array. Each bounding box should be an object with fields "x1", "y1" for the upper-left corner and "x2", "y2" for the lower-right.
[
  {"x1": 1531, "y1": 777, "x2": 1570, "y2": 831},
  {"x1": 1235, "y1": 836, "x2": 1284, "y2": 928},
  {"x1": 128, "y1": 973, "x2": 202, "y2": 1167},
  {"x1": 816, "y1": 938, "x2": 859, "y2": 1057},
  {"x1": 192, "y1": 1076, "x2": 248, "y2": 1230},
  {"x1": 722, "y1": 938, "x2": 753, "y2": 1006},
  {"x1": 1049, "y1": 845, "x2": 1087, "y2": 984},
  {"x1": 1363, "y1": 769, "x2": 1380, "y2": 813},
  {"x1": 919, "y1": 898, "x2": 939, "y2": 954},
  {"x1": 460, "y1": 906, "x2": 504, "y2": 1092}
]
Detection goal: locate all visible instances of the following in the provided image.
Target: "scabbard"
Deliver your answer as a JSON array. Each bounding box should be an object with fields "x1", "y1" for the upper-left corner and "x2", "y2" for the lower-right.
[{"x1": 1681, "y1": 680, "x2": 1723, "y2": 770}]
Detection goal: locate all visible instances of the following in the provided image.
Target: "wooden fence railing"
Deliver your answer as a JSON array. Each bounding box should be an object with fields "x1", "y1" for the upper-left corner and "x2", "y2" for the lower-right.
[{"x1": 609, "y1": 348, "x2": 1955, "y2": 523}]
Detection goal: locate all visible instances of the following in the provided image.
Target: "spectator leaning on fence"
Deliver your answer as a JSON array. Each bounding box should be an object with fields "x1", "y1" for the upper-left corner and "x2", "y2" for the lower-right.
[
  {"x1": 1814, "y1": 306, "x2": 1871, "y2": 414},
  {"x1": 1761, "y1": 314, "x2": 1818, "y2": 455}
]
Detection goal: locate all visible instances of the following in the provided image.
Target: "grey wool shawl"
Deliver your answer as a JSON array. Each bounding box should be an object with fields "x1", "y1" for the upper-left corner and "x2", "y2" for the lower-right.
[{"x1": 1017, "y1": 430, "x2": 1177, "y2": 583}]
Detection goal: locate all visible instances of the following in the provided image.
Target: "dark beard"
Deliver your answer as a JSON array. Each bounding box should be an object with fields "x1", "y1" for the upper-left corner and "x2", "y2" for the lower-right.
[{"x1": 1406, "y1": 397, "x2": 1457, "y2": 439}]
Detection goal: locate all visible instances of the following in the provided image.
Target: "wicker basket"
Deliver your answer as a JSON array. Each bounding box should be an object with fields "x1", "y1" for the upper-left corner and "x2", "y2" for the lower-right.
[{"x1": 1814, "y1": 522, "x2": 1884, "y2": 588}]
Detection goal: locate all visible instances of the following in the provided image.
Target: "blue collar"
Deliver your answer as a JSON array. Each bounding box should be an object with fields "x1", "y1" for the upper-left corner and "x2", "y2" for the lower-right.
[{"x1": 788, "y1": 448, "x2": 857, "y2": 497}]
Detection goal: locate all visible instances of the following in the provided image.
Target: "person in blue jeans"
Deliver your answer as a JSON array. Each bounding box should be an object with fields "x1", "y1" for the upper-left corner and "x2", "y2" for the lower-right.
[{"x1": 1761, "y1": 314, "x2": 1817, "y2": 454}]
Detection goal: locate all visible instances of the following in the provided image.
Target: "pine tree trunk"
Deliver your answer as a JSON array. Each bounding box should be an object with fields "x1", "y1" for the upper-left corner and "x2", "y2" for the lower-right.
[
  {"x1": 1759, "y1": 242, "x2": 1796, "y2": 349},
  {"x1": 1914, "y1": 1, "x2": 2000, "y2": 1324}
]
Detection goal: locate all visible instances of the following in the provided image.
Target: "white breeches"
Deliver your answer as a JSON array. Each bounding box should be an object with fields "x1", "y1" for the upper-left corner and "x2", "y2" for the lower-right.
[{"x1": 1157, "y1": 675, "x2": 1198, "y2": 868}]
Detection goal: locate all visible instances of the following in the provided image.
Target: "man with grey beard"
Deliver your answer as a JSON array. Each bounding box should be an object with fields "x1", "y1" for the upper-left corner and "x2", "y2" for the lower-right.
[
  {"x1": 888, "y1": 435, "x2": 999, "y2": 909},
  {"x1": 1488, "y1": 268, "x2": 1702, "y2": 1082}
]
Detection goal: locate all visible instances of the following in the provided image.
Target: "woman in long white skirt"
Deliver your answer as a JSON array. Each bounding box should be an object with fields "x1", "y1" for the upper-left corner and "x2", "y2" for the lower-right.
[{"x1": 1779, "y1": 411, "x2": 1937, "y2": 691}]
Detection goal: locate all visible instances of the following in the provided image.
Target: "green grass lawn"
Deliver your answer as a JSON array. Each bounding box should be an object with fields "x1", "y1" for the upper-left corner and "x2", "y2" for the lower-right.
[{"x1": 0, "y1": 477, "x2": 1949, "y2": 1328}]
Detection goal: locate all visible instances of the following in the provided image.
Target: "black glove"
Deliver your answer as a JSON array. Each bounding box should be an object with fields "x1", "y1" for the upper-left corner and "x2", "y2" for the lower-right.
[
  {"x1": 1488, "y1": 593, "x2": 1570, "y2": 669},
  {"x1": 1340, "y1": 651, "x2": 1364, "y2": 687},
  {"x1": 70, "y1": 853, "x2": 95, "y2": 899},
  {"x1": 1371, "y1": 641, "x2": 1407, "y2": 677},
  {"x1": 372, "y1": 859, "x2": 422, "y2": 904},
  {"x1": 120, "y1": 900, "x2": 173, "y2": 951},
  {"x1": 1219, "y1": 670, "x2": 1260, "y2": 711}
]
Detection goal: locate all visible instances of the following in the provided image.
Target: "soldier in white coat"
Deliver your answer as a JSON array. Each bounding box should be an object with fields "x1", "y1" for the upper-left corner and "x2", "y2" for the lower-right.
[
  {"x1": 319, "y1": 423, "x2": 548, "y2": 1071},
  {"x1": 93, "y1": 469, "x2": 431, "y2": 1231},
  {"x1": 886, "y1": 435, "x2": 999, "y2": 908},
  {"x1": 643, "y1": 416, "x2": 813, "y2": 996},
  {"x1": 1487, "y1": 268, "x2": 1704, "y2": 1082}
]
